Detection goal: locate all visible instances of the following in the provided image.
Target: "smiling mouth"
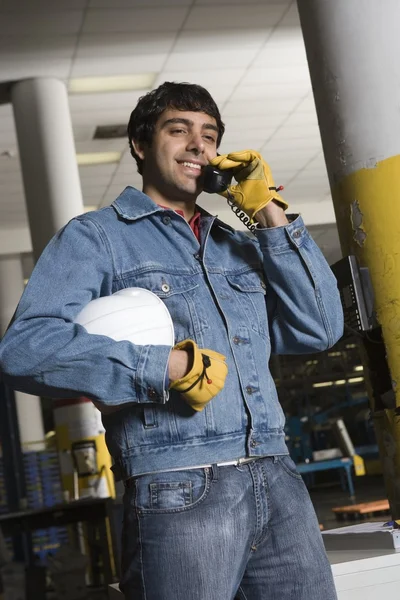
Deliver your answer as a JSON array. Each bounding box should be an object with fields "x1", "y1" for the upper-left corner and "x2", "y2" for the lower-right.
[{"x1": 179, "y1": 161, "x2": 203, "y2": 172}]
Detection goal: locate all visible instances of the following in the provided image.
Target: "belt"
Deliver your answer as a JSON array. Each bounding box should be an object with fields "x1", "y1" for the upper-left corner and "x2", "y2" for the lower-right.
[{"x1": 124, "y1": 456, "x2": 261, "y2": 488}]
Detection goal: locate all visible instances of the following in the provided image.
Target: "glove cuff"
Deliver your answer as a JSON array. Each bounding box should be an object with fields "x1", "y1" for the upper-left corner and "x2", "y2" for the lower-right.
[{"x1": 170, "y1": 339, "x2": 201, "y2": 389}]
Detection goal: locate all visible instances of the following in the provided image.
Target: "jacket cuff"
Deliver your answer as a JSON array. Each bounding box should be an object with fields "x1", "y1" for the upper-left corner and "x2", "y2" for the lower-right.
[
  {"x1": 135, "y1": 344, "x2": 172, "y2": 403},
  {"x1": 255, "y1": 214, "x2": 309, "y2": 251}
]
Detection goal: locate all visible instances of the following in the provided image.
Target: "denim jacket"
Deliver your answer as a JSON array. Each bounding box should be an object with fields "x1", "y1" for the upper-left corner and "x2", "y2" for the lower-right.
[{"x1": 0, "y1": 187, "x2": 343, "y2": 479}]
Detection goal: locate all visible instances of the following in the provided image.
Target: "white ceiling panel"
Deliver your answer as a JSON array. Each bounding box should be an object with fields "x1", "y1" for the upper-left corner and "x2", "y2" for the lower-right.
[
  {"x1": 1, "y1": 0, "x2": 87, "y2": 8},
  {"x1": 219, "y1": 136, "x2": 274, "y2": 153},
  {"x1": 69, "y1": 90, "x2": 143, "y2": 112},
  {"x1": 223, "y1": 97, "x2": 300, "y2": 116},
  {"x1": 184, "y1": 4, "x2": 288, "y2": 30},
  {"x1": 285, "y1": 111, "x2": 319, "y2": 126},
  {"x1": 155, "y1": 68, "x2": 245, "y2": 87},
  {"x1": 164, "y1": 49, "x2": 259, "y2": 72},
  {"x1": 75, "y1": 139, "x2": 127, "y2": 153},
  {"x1": 0, "y1": 132, "x2": 17, "y2": 148},
  {"x1": 81, "y1": 183, "x2": 111, "y2": 196},
  {"x1": 0, "y1": 12, "x2": 84, "y2": 35},
  {"x1": 0, "y1": 35, "x2": 77, "y2": 58},
  {"x1": 242, "y1": 64, "x2": 311, "y2": 86},
  {"x1": 90, "y1": 0, "x2": 192, "y2": 5},
  {"x1": 0, "y1": 170, "x2": 22, "y2": 185},
  {"x1": 82, "y1": 8, "x2": 188, "y2": 33},
  {"x1": 78, "y1": 164, "x2": 118, "y2": 178},
  {"x1": 76, "y1": 32, "x2": 176, "y2": 56},
  {"x1": 196, "y1": 0, "x2": 290, "y2": 3},
  {"x1": 223, "y1": 113, "x2": 285, "y2": 130},
  {"x1": 114, "y1": 162, "x2": 138, "y2": 176},
  {"x1": 72, "y1": 124, "x2": 97, "y2": 143},
  {"x1": 279, "y1": 2, "x2": 301, "y2": 26},
  {"x1": 0, "y1": 174, "x2": 24, "y2": 189},
  {"x1": 228, "y1": 82, "x2": 308, "y2": 101},
  {"x1": 173, "y1": 29, "x2": 269, "y2": 53},
  {"x1": 0, "y1": 157, "x2": 21, "y2": 174},
  {"x1": 70, "y1": 54, "x2": 165, "y2": 77},
  {"x1": 0, "y1": 58, "x2": 72, "y2": 81},
  {"x1": 0, "y1": 105, "x2": 13, "y2": 119},
  {"x1": 72, "y1": 109, "x2": 132, "y2": 127},
  {"x1": 272, "y1": 123, "x2": 321, "y2": 139},
  {"x1": 255, "y1": 42, "x2": 307, "y2": 68}
]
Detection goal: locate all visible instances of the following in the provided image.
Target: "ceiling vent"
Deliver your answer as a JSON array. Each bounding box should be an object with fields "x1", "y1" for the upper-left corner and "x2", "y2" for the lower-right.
[{"x1": 94, "y1": 124, "x2": 127, "y2": 139}]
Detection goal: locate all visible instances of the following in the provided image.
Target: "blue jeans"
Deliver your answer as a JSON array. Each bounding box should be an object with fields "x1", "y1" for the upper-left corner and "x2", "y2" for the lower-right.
[{"x1": 119, "y1": 456, "x2": 337, "y2": 600}]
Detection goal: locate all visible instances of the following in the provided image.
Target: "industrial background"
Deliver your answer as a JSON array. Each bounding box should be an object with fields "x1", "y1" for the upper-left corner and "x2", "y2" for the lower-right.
[{"x1": 1, "y1": 1, "x2": 400, "y2": 599}]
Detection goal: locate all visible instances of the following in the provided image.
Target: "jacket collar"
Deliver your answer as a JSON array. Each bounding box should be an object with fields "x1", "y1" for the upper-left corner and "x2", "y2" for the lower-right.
[
  {"x1": 112, "y1": 186, "x2": 163, "y2": 221},
  {"x1": 111, "y1": 186, "x2": 235, "y2": 232}
]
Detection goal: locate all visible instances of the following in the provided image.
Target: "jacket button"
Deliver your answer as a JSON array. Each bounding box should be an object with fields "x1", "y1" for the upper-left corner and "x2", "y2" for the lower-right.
[
  {"x1": 161, "y1": 283, "x2": 170, "y2": 293},
  {"x1": 233, "y1": 336, "x2": 240, "y2": 344},
  {"x1": 194, "y1": 253, "x2": 201, "y2": 261},
  {"x1": 162, "y1": 215, "x2": 171, "y2": 225},
  {"x1": 148, "y1": 387, "x2": 157, "y2": 399},
  {"x1": 246, "y1": 386, "x2": 254, "y2": 394},
  {"x1": 250, "y1": 439, "x2": 258, "y2": 448}
]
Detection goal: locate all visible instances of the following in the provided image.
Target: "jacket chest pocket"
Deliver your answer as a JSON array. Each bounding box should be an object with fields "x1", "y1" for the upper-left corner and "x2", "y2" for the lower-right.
[
  {"x1": 120, "y1": 270, "x2": 209, "y2": 340},
  {"x1": 225, "y1": 271, "x2": 268, "y2": 339}
]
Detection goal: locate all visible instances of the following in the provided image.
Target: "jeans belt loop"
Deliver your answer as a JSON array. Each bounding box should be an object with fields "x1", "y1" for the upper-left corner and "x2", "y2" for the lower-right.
[{"x1": 211, "y1": 464, "x2": 219, "y2": 481}]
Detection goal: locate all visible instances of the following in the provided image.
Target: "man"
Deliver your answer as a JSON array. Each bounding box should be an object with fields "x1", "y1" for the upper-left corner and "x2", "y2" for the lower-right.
[{"x1": 0, "y1": 82, "x2": 343, "y2": 599}]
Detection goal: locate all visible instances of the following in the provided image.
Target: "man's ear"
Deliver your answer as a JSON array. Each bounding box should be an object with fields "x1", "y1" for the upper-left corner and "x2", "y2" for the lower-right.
[{"x1": 131, "y1": 139, "x2": 146, "y2": 160}]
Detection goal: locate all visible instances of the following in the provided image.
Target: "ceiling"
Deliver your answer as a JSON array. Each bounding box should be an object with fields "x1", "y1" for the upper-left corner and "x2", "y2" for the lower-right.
[{"x1": 0, "y1": 0, "x2": 340, "y2": 261}]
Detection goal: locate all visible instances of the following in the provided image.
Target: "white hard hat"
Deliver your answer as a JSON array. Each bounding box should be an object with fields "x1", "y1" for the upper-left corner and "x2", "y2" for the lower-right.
[{"x1": 74, "y1": 287, "x2": 175, "y2": 346}]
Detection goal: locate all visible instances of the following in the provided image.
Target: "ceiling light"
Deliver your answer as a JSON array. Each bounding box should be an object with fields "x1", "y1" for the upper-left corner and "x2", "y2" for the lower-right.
[
  {"x1": 312, "y1": 381, "x2": 333, "y2": 388},
  {"x1": 335, "y1": 380, "x2": 346, "y2": 386},
  {"x1": 76, "y1": 152, "x2": 121, "y2": 166},
  {"x1": 348, "y1": 377, "x2": 364, "y2": 384},
  {"x1": 354, "y1": 365, "x2": 364, "y2": 372},
  {"x1": 69, "y1": 73, "x2": 156, "y2": 94}
]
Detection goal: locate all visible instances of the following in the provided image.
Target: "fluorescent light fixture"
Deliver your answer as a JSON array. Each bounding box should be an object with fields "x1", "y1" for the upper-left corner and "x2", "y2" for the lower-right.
[
  {"x1": 335, "y1": 380, "x2": 346, "y2": 386},
  {"x1": 328, "y1": 351, "x2": 341, "y2": 357},
  {"x1": 77, "y1": 152, "x2": 121, "y2": 166},
  {"x1": 345, "y1": 343, "x2": 357, "y2": 349},
  {"x1": 312, "y1": 381, "x2": 333, "y2": 388},
  {"x1": 354, "y1": 365, "x2": 364, "y2": 372},
  {"x1": 348, "y1": 376, "x2": 364, "y2": 384},
  {"x1": 69, "y1": 73, "x2": 156, "y2": 94}
]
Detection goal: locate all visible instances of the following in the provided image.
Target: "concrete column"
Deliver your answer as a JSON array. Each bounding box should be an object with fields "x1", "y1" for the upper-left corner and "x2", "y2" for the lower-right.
[
  {"x1": 11, "y1": 78, "x2": 84, "y2": 260},
  {"x1": 0, "y1": 255, "x2": 45, "y2": 452},
  {"x1": 298, "y1": 0, "x2": 400, "y2": 515}
]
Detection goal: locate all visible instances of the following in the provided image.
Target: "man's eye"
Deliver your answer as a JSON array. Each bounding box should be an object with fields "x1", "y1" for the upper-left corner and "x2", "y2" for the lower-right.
[
  {"x1": 171, "y1": 128, "x2": 186, "y2": 134},
  {"x1": 204, "y1": 135, "x2": 216, "y2": 143}
]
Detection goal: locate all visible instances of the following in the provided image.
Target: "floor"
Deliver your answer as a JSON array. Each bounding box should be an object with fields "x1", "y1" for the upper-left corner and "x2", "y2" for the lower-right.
[{"x1": 309, "y1": 473, "x2": 388, "y2": 530}]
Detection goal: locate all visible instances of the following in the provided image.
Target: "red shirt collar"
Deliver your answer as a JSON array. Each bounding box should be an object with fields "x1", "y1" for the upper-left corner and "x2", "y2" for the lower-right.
[{"x1": 158, "y1": 204, "x2": 201, "y2": 228}]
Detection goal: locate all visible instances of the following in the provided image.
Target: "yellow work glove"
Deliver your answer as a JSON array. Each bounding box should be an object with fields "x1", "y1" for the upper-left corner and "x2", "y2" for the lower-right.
[
  {"x1": 211, "y1": 150, "x2": 288, "y2": 220},
  {"x1": 169, "y1": 339, "x2": 228, "y2": 412}
]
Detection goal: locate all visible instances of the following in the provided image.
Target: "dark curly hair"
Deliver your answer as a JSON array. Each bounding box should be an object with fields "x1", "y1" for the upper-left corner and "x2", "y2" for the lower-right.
[{"x1": 127, "y1": 81, "x2": 225, "y2": 174}]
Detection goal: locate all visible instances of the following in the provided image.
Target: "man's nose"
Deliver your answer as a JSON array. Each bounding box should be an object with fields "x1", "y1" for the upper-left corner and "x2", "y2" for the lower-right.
[{"x1": 186, "y1": 132, "x2": 205, "y2": 154}]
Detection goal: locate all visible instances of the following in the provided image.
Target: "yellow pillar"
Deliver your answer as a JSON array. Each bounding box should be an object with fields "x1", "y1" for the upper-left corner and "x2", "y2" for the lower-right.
[{"x1": 298, "y1": 0, "x2": 400, "y2": 515}]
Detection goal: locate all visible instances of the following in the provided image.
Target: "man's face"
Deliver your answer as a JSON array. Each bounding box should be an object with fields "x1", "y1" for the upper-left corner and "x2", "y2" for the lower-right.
[{"x1": 138, "y1": 109, "x2": 219, "y2": 202}]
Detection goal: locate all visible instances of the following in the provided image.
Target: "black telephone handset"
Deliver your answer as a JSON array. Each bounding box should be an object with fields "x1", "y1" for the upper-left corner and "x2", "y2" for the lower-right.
[
  {"x1": 203, "y1": 164, "x2": 257, "y2": 233},
  {"x1": 203, "y1": 164, "x2": 234, "y2": 194}
]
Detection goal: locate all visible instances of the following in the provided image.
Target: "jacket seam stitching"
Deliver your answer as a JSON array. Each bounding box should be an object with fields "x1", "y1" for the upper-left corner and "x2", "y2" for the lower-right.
[{"x1": 79, "y1": 215, "x2": 117, "y2": 280}]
